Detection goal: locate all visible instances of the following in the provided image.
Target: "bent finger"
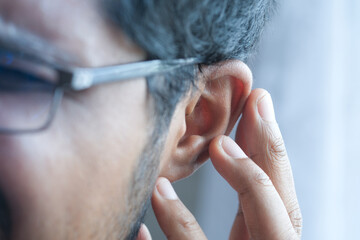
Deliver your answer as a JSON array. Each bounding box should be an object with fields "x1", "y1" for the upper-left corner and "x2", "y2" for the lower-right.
[
  {"x1": 236, "y1": 89, "x2": 302, "y2": 234},
  {"x1": 229, "y1": 203, "x2": 249, "y2": 240},
  {"x1": 151, "y1": 177, "x2": 206, "y2": 240},
  {"x1": 210, "y1": 136, "x2": 297, "y2": 240}
]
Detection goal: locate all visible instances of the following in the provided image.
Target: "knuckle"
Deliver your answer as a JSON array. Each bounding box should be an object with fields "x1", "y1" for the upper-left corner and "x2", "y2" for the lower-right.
[
  {"x1": 236, "y1": 202, "x2": 244, "y2": 217},
  {"x1": 165, "y1": 204, "x2": 202, "y2": 240},
  {"x1": 181, "y1": 217, "x2": 199, "y2": 232},
  {"x1": 175, "y1": 207, "x2": 199, "y2": 233},
  {"x1": 238, "y1": 169, "x2": 273, "y2": 198},
  {"x1": 268, "y1": 135, "x2": 287, "y2": 162},
  {"x1": 265, "y1": 131, "x2": 290, "y2": 173},
  {"x1": 254, "y1": 170, "x2": 273, "y2": 187},
  {"x1": 238, "y1": 183, "x2": 252, "y2": 199},
  {"x1": 288, "y1": 204, "x2": 303, "y2": 237}
]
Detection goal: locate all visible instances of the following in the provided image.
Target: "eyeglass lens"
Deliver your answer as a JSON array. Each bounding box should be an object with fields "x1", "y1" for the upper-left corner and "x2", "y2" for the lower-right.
[{"x1": 0, "y1": 65, "x2": 57, "y2": 132}]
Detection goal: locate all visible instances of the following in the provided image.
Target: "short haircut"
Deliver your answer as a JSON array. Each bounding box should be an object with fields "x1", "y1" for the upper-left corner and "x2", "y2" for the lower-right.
[
  {"x1": 105, "y1": 0, "x2": 276, "y2": 63},
  {"x1": 102, "y1": 2, "x2": 276, "y2": 238},
  {"x1": 104, "y1": 0, "x2": 276, "y2": 130}
]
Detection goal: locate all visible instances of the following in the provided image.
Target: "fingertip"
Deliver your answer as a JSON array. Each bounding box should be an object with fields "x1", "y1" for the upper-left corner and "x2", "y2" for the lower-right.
[
  {"x1": 240, "y1": 88, "x2": 269, "y2": 117},
  {"x1": 210, "y1": 136, "x2": 247, "y2": 161},
  {"x1": 209, "y1": 135, "x2": 224, "y2": 157},
  {"x1": 136, "y1": 224, "x2": 152, "y2": 240},
  {"x1": 209, "y1": 135, "x2": 229, "y2": 166},
  {"x1": 151, "y1": 180, "x2": 207, "y2": 240},
  {"x1": 209, "y1": 136, "x2": 247, "y2": 183},
  {"x1": 257, "y1": 92, "x2": 276, "y2": 122},
  {"x1": 154, "y1": 177, "x2": 178, "y2": 200},
  {"x1": 235, "y1": 89, "x2": 264, "y2": 141},
  {"x1": 221, "y1": 136, "x2": 247, "y2": 159},
  {"x1": 246, "y1": 88, "x2": 276, "y2": 124},
  {"x1": 252, "y1": 88, "x2": 270, "y2": 100}
]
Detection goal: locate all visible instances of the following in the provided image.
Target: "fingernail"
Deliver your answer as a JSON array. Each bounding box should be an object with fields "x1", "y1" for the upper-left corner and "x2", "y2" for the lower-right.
[
  {"x1": 257, "y1": 93, "x2": 276, "y2": 122},
  {"x1": 221, "y1": 136, "x2": 247, "y2": 159},
  {"x1": 156, "y1": 178, "x2": 178, "y2": 200},
  {"x1": 137, "y1": 224, "x2": 152, "y2": 240}
]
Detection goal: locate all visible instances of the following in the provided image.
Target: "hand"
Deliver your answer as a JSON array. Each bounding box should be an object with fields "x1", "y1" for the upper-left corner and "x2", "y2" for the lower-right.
[{"x1": 137, "y1": 89, "x2": 302, "y2": 240}]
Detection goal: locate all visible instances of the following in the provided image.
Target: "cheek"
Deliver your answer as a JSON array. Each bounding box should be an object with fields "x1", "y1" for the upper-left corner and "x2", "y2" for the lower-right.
[
  {"x1": 0, "y1": 133, "x2": 137, "y2": 238},
  {"x1": 48, "y1": 79, "x2": 150, "y2": 199},
  {"x1": 0, "y1": 79, "x2": 151, "y2": 235}
]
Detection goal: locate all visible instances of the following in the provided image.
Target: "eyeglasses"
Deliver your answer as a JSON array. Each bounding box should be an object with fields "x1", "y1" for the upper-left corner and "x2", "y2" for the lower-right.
[{"x1": 0, "y1": 48, "x2": 201, "y2": 134}]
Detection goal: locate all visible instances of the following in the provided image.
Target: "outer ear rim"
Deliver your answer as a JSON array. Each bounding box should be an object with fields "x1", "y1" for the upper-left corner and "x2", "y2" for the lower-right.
[
  {"x1": 203, "y1": 60, "x2": 253, "y2": 135},
  {"x1": 225, "y1": 74, "x2": 252, "y2": 135},
  {"x1": 159, "y1": 60, "x2": 253, "y2": 182}
]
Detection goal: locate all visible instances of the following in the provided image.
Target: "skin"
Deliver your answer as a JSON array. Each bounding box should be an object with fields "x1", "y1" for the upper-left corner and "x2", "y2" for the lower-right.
[
  {"x1": 0, "y1": 0, "x2": 151, "y2": 239},
  {"x1": 0, "y1": 0, "x2": 302, "y2": 239},
  {"x1": 143, "y1": 90, "x2": 303, "y2": 240}
]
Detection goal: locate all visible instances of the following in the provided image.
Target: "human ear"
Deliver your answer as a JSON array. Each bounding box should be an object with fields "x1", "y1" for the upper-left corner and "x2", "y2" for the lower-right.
[{"x1": 159, "y1": 60, "x2": 253, "y2": 182}]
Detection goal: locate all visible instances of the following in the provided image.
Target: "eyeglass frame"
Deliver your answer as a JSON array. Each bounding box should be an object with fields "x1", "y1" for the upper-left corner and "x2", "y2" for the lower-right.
[{"x1": 0, "y1": 51, "x2": 202, "y2": 134}]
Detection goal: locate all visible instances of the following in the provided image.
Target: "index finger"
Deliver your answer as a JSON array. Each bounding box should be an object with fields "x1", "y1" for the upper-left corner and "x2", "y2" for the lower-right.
[
  {"x1": 209, "y1": 136, "x2": 297, "y2": 240},
  {"x1": 236, "y1": 89, "x2": 302, "y2": 234}
]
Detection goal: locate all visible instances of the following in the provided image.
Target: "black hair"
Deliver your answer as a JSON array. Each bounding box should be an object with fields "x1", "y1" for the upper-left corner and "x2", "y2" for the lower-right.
[
  {"x1": 105, "y1": 0, "x2": 275, "y2": 63},
  {"x1": 102, "y1": 2, "x2": 276, "y2": 238},
  {"x1": 104, "y1": 0, "x2": 276, "y2": 129}
]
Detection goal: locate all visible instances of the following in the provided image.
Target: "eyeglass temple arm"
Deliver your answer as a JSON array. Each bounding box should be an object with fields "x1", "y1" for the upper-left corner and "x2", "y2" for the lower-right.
[{"x1": 67, "y1": 58, "x2": 200, "y2": 91}]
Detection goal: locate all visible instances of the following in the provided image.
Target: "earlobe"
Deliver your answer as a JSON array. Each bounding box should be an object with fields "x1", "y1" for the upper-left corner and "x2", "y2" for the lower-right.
[{"x1": 159, "y1": 60, "x2": 253, "y2": 182}]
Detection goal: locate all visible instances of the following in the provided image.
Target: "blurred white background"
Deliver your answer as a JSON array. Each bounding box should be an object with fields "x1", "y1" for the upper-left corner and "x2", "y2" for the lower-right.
[{"x1": 145, "y1": 0, "x2": 360, "y2": 239}]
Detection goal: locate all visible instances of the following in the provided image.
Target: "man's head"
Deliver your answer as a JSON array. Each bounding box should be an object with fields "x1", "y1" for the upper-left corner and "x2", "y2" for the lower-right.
[{"x1": 0, "y1": 0, "x2": 274, "y2": 239}]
